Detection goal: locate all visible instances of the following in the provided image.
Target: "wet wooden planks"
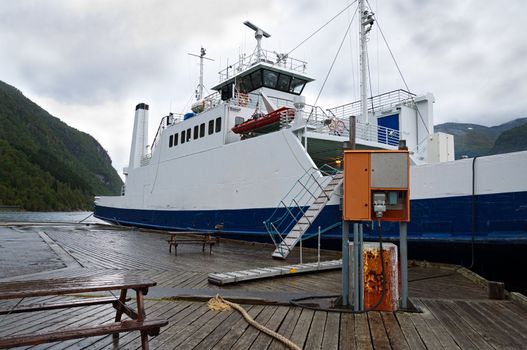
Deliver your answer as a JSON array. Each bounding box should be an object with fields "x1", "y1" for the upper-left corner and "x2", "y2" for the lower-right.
[
  {"x1": 2, "y1": 225, "x2": 527, "y2": 349},
  {"x1": 0, "y1": 228, "x2": 65, "y2": 279},
  {"x1": 37, "y1": 227, "x2": 488, "y2": 300},
  {"x1": 2, "y1": 297, "x2": 527, "y2": 349}
]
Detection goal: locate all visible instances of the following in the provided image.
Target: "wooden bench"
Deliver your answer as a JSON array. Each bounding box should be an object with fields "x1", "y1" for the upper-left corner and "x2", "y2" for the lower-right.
[
  {"x1": 0, "y1": 272, "x2": 168, "y2": 350},
  {"x1": 167, "y1": 233, "x2": 215, "y2": 256}
]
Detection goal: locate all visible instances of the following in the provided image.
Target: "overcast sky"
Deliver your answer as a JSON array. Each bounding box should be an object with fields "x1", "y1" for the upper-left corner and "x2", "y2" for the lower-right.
[{"x1": 1, "y1": 0, "x2": 526, "y2": 176}]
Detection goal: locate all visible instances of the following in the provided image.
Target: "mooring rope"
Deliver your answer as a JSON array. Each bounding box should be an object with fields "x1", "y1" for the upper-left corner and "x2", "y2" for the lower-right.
[
  {"x1": 207, "y1": 295, "x2": 301, "y2": 350},
  {"x1": 78, "y1": 212, "x2": 93, "y2": 223}
]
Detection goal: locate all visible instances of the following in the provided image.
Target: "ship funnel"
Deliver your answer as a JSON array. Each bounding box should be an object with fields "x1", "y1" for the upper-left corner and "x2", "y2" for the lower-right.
[{"x1": 128, "y1": 103, "x2": 149, "y2": 169}]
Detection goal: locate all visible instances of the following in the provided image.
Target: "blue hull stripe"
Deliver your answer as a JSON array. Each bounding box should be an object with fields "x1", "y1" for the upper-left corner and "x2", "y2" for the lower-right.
[{"x1": 94, "y1": 191, "x2": 527, "y2": 244}]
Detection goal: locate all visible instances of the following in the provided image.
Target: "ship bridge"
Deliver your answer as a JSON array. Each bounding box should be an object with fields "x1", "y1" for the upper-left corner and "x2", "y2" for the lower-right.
[
  {"x1": 211, "y1": 48, "x2": 314, "y2": 102},
  {"x1": 178, "y1": 18, "x2": 442, "y2": 167}
]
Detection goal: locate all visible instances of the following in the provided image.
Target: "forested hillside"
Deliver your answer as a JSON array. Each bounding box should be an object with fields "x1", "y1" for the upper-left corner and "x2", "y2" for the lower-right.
[
  {"x1": 0, "y1": 80, "x2": 122, "y2": 211},
  {"x1": 435, "y1": 118, "x2": 527, "y2": 159}
]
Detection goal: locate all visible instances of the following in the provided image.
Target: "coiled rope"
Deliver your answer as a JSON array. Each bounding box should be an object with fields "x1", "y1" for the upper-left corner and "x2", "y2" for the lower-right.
[{"x1": 207, "y1": 295, "x2": 301, "y2": 350}]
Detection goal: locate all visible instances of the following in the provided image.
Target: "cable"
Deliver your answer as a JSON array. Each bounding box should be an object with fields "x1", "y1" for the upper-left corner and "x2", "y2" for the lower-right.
[
  {"x1": 365, "y1": 0, "x2": 431, "y2": 135},
  {"x1": 367, "y1": 45, "x2": 376, "y2": 115},
  {"x1": 313, "y1": 5, "x2": 359, "y2": 108},
  {"x1": 78, "y1": 212, "x2": 93, "y2": 223},
  {"x1": 5, "y1": 297, "x2": 25, "y2": 315},
  {"x1": 375, "y1": 0, "x2": 380, "y2": 97},
  {"x1": 180, "y1": 90, "x2": 197, "y2": 114},
  {"x1": 370, "y1": 219, "x2": 387, "y2": 311},
  {"x1": 469, "y1": 156, "x2": 478, "y2": 269},
  {"x1": 409, "y1": 271, "x2": 458, "y2": 283},
  {"x1": 287, "y1": 1, "x2": 358, "y2": 56},
  {"x1": 290, "y1": 219, "x2": 388, "y2": 313},
  {"x1": 347, "y1": 8, "x2": 358, "y2": 102}
]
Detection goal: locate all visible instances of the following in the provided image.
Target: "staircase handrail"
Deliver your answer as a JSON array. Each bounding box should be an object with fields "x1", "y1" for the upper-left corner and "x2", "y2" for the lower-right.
[
  {"x1": 264, "y1": 166, "x2": 332, "y2": 223},
  {"x1": 264, "y1": 164, "x2": 342, "y2": 249}
]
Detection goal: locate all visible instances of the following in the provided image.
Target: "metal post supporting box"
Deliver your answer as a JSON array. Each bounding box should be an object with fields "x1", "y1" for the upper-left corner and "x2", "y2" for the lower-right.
[{"x1": 343, "y1": 150, "x2": 410, "y2": 222}]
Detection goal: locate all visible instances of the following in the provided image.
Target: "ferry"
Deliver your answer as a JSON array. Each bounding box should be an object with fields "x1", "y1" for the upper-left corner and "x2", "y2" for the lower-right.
[{"x1": 94, "y1": 13, "x2": 527, "y2": 260}]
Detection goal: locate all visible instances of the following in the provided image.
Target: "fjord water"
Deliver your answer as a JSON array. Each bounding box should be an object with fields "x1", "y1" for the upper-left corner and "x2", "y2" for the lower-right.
[{"x1": 0, "y1": 211, "x2": 103, "y2": 224}]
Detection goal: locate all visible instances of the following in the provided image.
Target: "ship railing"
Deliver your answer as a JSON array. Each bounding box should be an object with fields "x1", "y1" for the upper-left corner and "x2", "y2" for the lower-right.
[
  {"x1": 327, "y1": 89, "x2": 415, "y2": 119},
  {"x1": 218, "y1": 49, "x2": 308, "y2": 82},
  {"x1": 264, "y1": 164, "x2": 341, "y2": 251},
  {"x1": 200, "y1": 92, "x2": 222, "y2": 112},
  {"x1": 356, "y1": 122, "x2": 400, "y2": 146},
  {"x1": 409, "y1": 135, "x2": 430, "y2": 163},
  {"x1": 228, "y1": 92, "x2": 400, "y2": 146},
  {"x1": 303, "y1": 107, "x2": 400, "y2": 146},
  {"x1": 149, "y1": 114, "x2": 174, "y2": 157}
]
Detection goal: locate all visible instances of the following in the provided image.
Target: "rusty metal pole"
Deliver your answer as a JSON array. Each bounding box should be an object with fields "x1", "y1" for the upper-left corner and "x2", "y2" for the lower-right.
[{"x1": 348, "y1": 115, "x2": 356, "y2": 149}]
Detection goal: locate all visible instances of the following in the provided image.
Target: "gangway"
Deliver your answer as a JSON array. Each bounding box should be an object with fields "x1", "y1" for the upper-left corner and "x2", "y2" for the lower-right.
[
  {"x1": 208, "y1": 259, "x2": 342, "y2": 285},
  {"x1": 268, "y1": 172, "x2": 343, "y2": 259}
]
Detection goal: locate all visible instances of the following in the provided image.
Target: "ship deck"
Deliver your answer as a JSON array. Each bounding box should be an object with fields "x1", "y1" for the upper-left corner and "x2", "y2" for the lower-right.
[{"x1": 1, "y1": 223, "x2": 526, "y2": 349}]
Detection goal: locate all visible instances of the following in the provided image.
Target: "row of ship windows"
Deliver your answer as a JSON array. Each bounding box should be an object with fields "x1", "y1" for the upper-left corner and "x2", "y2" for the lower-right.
[{"x1": 168, "y1": 117, "x2": 222, "y2": 147}]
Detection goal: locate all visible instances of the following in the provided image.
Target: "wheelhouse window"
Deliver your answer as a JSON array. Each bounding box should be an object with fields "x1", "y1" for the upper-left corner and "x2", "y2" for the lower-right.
[
  {"x1": 217, "y1": 69, "x2": 307, "y2": 100},
  {"x1": 221, "y1": 84, "x2": 233, "y2": 101},
  {"x1": 215, "y1": 117, "x2": 222, "y2": 133},
  {"x1": 181, "y1": 130, "x2": 186, "y2": 144},
  {"x1": 250, "y1": 70, "x2": 262, "y2": 89},
  {"x1": 290, "y1": 77, "x2": 307, "y2": 94},
  {"x1": 263, "y1": 70, "x2": 279, "y2": 88},
  {"x1": 193, "y1": 125, "x2": 199, "y2": 140},
  {"x1": 208, "y1": 120, "x2": 214, "y2": 135},
  {"x1": 277, "y1": 74, "x2": 291, "y2": 91},
  {"x1": 237, "y1": 75, "x2": 252, "y2": 93},
  {"x1": 174, "y1": 133, "x2": 178, "y2": 146},
  {"x1": 169, "y1": 135, "x2": 173, "y2": 147},
  {"x1": 199, "y1": 123, "x2": 205, "y2": 138},
  {"x1": 186, "y1": 128, "x2": 191, "y2": 142}
]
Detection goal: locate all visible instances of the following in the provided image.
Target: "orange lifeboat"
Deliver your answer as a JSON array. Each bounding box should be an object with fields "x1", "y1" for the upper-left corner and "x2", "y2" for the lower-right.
[{"x1": 232, "y1": 107, "x2": 295, "y2": 134}]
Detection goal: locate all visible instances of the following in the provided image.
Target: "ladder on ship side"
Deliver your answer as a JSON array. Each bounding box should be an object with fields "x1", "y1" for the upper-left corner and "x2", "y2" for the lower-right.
[{"x1": 265, "y1": 169, "x2": 343, "y2": 260}]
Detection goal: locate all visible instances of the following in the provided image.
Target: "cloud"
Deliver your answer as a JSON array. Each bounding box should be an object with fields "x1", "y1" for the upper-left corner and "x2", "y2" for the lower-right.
[
  {"x1": 0, "y1": 0, "x2": 268, "y2": 105},
  {"x1": 0, "y1": 0, "x2": 526, "y2": 176}
]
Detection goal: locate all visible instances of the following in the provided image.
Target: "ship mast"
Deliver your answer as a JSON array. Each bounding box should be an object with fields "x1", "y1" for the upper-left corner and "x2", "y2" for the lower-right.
[
  {"x1": 359, "y1": 0, "x2": 374, "y2": 124},
  {"x1": 188, "y1": 47, "x2": 214, "y2": 100}
]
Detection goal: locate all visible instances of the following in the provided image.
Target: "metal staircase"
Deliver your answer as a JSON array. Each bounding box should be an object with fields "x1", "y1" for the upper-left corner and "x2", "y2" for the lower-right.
[{"x1": 265, "y1": 168, "x2": 343, "y2": 260}]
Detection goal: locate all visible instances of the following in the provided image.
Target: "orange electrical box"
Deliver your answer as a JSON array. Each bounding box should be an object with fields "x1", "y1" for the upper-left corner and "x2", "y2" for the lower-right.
[{"x1": 343, "y1": 150, "x2": 410, "y2": 222}]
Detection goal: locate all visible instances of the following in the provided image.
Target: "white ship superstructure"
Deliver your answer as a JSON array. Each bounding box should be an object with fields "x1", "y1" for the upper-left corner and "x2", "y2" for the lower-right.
[{"x1": 95, "y1": 17, "x2": 527, "y2": 254}]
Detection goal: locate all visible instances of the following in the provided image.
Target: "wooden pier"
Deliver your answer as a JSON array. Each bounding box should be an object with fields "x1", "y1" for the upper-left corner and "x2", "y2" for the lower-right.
[{"x1": 1, "y1": 223, "x2": 526, "y2": 349}]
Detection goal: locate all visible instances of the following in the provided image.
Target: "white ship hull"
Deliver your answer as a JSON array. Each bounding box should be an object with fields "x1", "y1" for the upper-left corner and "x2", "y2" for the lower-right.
[
  {"x1": 94, "y1": 30, "x2": 527, "y2": 248},
  {"x1": 95, "y1": 123, "x2": 527, "y2": 244}
]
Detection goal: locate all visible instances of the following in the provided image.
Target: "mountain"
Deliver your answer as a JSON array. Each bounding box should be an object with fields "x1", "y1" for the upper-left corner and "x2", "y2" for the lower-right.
[
  {"x1": 435, "y1": 118, "x2": 527, "y2": 159},
  {"x1": 0, "y1": 80, "x2": 123, "y2": 211},
  {"x1": 490, "y1": 122, "x2": 527, "y2": 154}
]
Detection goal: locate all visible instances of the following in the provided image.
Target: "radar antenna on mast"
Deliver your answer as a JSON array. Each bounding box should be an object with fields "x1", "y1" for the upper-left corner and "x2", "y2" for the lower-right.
[
  {"x1": 188, "y1": 47, "x2": 214, "y2": 101},
  {"x1": 243, "y1": 21, "x2": 271, "y2": 63}
]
